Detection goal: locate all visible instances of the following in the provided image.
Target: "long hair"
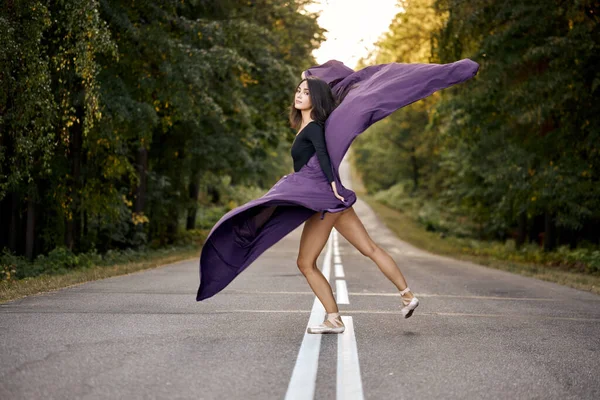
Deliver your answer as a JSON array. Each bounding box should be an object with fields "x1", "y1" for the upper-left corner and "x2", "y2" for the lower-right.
[{"x1": 288, "y1": 76, "x2": 336, "y2": 130}]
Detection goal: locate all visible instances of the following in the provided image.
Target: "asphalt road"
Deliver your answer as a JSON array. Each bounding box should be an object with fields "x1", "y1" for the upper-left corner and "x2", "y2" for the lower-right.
[{"x1": 1, "y1": 158, "x2": 599, "y2": 400}]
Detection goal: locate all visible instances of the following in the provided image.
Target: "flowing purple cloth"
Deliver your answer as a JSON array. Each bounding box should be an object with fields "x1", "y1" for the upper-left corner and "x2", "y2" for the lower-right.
[{"x1": 196, "y1": 58, "x2": 479, "y2": 301}]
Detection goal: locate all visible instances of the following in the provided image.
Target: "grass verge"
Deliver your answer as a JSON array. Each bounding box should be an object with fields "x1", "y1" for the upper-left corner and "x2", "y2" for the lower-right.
[
  {"x1": 347, "y1": 155, "x2": 600, "y2": 295},
  {"x1": 0, "y1": 245, "x2": 201, "y2": 304}
]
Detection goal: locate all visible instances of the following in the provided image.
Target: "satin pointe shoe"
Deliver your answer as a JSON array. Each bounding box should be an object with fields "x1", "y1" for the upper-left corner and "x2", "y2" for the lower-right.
[
  {"x1": 400, "y1": 287, "x2": 419, "y2": 318},
  {"x1": 307, "y1": 312, "x2": 345, "y2": 334}
]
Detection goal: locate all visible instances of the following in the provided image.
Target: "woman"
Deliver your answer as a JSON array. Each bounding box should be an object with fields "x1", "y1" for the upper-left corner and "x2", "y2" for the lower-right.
[
  {"x1": 290, "y1": 75, "x2": 419, "y2": 334},
  {"x1": 197, "y1": 58, "x2": 479, "y2": 334}
]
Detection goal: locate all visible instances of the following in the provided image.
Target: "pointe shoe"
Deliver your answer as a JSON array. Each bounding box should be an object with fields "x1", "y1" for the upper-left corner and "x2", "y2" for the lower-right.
[
  {"x1": 399, "y1": 287, "x2": 419, "y2": 318},
  {"x1": 307, "y1": 313, "x2": 345, "y2": 334}
]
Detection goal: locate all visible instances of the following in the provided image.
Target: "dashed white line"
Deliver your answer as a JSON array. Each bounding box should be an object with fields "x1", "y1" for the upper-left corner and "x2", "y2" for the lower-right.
[
  {"x1": 336, "y1": 279, "x2": 349, "y2": 304},
  {"x1": 287, "y1": 228, "x2": 364, "y2": 399},
  {"x1": 333, "y1": 230, "x2": 363, "y2": 399},
  {"x1": 335, "y1": 263, "x2": 345, "y2": 278}
]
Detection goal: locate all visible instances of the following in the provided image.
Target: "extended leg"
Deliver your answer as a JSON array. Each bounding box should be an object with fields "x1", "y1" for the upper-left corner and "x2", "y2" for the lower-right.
[
  {"x1": 334, "y1": 207, "x2": 420, "y2": 317},
  {"x1": 334, "y1": 207, "x2": 412, "y2": 295}
]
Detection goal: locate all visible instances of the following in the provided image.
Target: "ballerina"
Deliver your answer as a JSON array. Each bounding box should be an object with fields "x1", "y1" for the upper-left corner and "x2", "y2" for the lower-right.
[
  {"x1": 291, "y1": 75, "x2": 418, "y2": 334},
  {"x1": 196, "y1": 58, "x2": 479, "y2": 334}
]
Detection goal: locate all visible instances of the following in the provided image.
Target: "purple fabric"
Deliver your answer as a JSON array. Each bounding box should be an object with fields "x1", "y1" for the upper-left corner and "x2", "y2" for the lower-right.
[{"x1": 197, "y1": 58, "x2": 479, "y2": 301}]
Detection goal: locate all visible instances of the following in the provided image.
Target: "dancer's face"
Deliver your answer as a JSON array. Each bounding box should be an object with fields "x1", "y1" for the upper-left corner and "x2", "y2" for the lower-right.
[{"x1": 294, "y1": 80, "x2": 312, "y2": 111}]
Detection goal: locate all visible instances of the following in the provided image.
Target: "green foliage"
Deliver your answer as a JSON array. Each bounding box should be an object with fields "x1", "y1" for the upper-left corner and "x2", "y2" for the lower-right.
[
  {"x1": 1, "y1": 0, "x2": 323, "y2": 270},
  {"x1": 354, "y1": 0, "x2": 600, "y2": 257},
  {"x1": 0, "y1": 1, "x2": 57, "y2": 197},
  {"x1": 374, "y1": 180, "x2": 476, "y2": 238},
  {"x1": 432, "y1": 0, "x2": 600, "y2": 233},
  {"x1": 0, "y1": 241, "x2": 207, "y2": 282},
  {"x1": 450, "y1": 240, "x2": 600, "y2": 276},
  {"x1": 0, "y1": 246, "x2": 97, "y2": 280}
]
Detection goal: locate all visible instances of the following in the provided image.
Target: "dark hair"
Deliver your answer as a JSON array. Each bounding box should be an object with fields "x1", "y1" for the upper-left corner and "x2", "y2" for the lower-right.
[{"x1": 288, "y1": 76, "x2": 336, "y2": 130}]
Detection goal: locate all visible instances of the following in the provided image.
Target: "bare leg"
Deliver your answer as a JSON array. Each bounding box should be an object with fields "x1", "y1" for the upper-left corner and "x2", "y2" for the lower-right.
[
  {"x1": 297, "y1": 209, "x2": 347, "y2": 313},
  {"x1": 334, "y1": 207, "x2": 414, "y2": 299}
]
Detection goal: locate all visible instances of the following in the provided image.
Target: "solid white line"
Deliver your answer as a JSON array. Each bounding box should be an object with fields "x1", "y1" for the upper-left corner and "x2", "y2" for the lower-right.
[
  {"x1": 285, "y1": 233, "x2": 333, "y2": 400},
  {"x1": 337, "y1": 316, "x2": 364, "y2": 400},
  {"x1": 336, "y1": 280, "x2": 349, "y2": 304},
  {"x1": 203, "y1": 310, "x2": 600, "y2": 322},
  {"x1": 220, "y1": 290, "x2": 563, "y2": 302},
  {"x1": 335, "y1": 263, "x2": 345, "y2": 278},
  {"x1": 284, "y1": 300, "x2": 324, "y2": 400}
]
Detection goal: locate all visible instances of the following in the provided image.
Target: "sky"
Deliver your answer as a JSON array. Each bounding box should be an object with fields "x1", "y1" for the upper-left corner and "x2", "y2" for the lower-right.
[{"x1": 304, "y1": 0, "x2": 402, "y2": 69}]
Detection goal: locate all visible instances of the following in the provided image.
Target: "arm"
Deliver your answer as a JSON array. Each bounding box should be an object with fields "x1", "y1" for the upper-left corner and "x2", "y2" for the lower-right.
[
  {"x1": 323, "y1": 59, "x2": 480, "y2": 173},
  {"x1": 306, "y1": 124, "x2": 335, "y2": 184}
]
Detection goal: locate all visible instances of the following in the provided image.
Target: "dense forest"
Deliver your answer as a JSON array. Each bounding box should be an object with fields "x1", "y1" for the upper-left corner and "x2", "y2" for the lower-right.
[
  {"x1": 1, "y1": 0, "x2": 599, "y2": 281},
  {"x1": 1, "y1": 0, "x2": 321, "y2": 265},
  {"x1": 353, "y1": 0, "x2": 599, "y2": 254}
]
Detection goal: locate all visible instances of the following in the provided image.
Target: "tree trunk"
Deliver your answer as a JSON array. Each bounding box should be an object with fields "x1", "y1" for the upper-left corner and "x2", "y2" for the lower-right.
[
  {"x1": 9, "y1": 192, "x2": 19, "y2": 252},
  {"x1": 187, "y1": 170, "x2": 201, "y2": 230},
  {"x1": 65, "y1": 105, "x2": 84, "y2": 251},
  {"x1": 83, "y1": 210, "x2": 88, "y2": 236},
  {"x1": 0, "y1": 195, "x2": 8, "y2": 251},
  {"x1": 207, "y1": 184, "x2": 220, "y2": 204},
  {"x1": 543, "y1": 211, "x2": 557, "y2": 252},
  {"x1": 516, "y1": 210, "x2": 527, "y2": 249},
  {"x1": 134, "y1": 146, "x2": 148, "y2": 215},
  {"x1": 134, "y1": 146, "x2": 148, "y2": 244},
  {"x1": 410, "y1": 146, "x2": 419, "y2": 192},
  {"x1": 568, "y1": 229, "x2": 577, "y2": 250},
  {"x1": 25, "y1": 192, "x2": 35, "y2": 260}
]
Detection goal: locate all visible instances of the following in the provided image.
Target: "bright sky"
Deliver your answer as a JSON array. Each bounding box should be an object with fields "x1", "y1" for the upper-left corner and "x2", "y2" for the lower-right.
[{"x1": 304, "y1": 0, "x2": 402, "y2": 69}]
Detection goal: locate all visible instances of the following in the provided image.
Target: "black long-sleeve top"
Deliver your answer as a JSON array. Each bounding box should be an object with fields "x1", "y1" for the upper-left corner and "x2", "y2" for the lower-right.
[{"x1": 290, "y1": 121, "x2": 335, "y2": 183}]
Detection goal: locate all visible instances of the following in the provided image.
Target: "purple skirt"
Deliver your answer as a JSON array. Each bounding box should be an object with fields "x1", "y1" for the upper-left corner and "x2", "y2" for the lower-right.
[{"x1": 197, "y1": 58, "x2": 479, "y2": 301}]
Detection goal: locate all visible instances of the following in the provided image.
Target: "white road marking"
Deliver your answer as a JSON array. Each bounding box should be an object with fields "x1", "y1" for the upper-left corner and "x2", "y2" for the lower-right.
[
  {"x1": 284, "y1": 298, "x2": 325, "y2": 400},
  {"x1": 219, "y1": 290, "x2": 563, "y2": 302},
  {"x1": 285, "y1": 233, "x2": 333, "y2": 400},
  {"x1": 336, "y1": 280, "x2": 349, "y2": 304},
  {"x1": 286, "y1": 228, "x2": 365, "y2": 400},
  {"x1": 219, "y1": 309, "x2": 600, "y2": 322},
  {"x1": 337, "y1": 316, "x2": 364, "y2": 400},
  {"x1": 335, "y1": 263, "x2": 345, "y2": 278},
  {"x1": 331, "y1": 232, "x2": 363, "y2": 399}
]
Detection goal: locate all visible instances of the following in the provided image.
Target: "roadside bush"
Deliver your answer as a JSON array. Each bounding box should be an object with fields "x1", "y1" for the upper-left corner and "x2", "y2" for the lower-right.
[{"x1": 0, "y1": 241, "x2": 203, "y2": 282}]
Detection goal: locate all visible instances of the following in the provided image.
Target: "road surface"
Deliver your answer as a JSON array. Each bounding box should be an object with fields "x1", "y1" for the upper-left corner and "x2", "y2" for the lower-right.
[{"x1": 1, "y1": 158, "x2": 599, "y2": 399}]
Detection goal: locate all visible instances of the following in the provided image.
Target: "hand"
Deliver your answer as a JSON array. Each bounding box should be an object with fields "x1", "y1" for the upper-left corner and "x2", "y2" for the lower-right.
[
  {"x1": 330, "y1": 181, "x2": 344, "y2": 202},
  {"x1": 301, "y1": 70, "x2": 306, "y2": 79}
]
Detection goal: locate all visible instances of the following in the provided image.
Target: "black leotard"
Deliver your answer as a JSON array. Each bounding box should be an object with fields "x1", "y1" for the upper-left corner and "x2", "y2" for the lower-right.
[{"x1": 290, "y1": 121, "x2": 334, "y2": 183}]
